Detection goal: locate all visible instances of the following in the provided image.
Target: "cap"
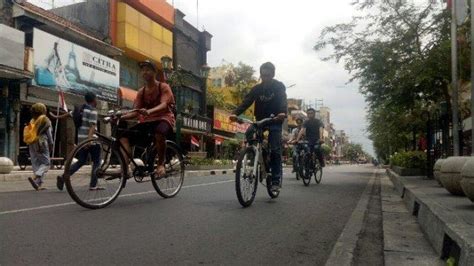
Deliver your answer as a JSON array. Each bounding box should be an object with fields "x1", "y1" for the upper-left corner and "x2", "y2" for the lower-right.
[{"x1": 138, "y1": 59, "x2": 158, "y2": 72}]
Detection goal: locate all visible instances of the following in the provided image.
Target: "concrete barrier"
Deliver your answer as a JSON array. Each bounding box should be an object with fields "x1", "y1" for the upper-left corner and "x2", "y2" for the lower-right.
[
  {"x1": 0, "y1": 157, "x2": 14, "y2": 174},
  {"x1": 460, "y1": 157, "x2": 474, "y2": 203},
  {"x1": 440, "y1": 156, "x2": 469, "y2": 196},
  {"x1": 433, "y1": 159, "x2": 445, "y2": 187}
]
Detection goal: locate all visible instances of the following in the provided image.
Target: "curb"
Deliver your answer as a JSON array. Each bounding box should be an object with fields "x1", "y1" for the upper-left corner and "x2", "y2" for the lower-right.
[
  {"x1": 325, "y1": 169, "x2": 377, "y2": 265},
  {"x1": 386, "y1": 169, "x2": 474, "y2": 266}
]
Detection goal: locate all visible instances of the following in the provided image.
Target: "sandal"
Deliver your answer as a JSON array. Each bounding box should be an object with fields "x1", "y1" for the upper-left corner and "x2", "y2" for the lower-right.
[
  {"x1": 28, "y1": 177, "x2": 39, "y2": 191},
  {"x1": 154, "y1": 165, "x2": 166, "y2": 180}
]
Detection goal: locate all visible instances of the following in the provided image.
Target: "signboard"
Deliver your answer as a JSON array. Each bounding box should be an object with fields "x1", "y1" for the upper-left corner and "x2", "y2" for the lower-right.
[
  {"x1": 214, "y1": 108, "x2": 250, "y2": 133},
  {"x1": 33, "y1": 28, "x2": 120, "y2": 102},
  {"x1": 182, "y1": 114, "x2": 211, "y2": 132}
]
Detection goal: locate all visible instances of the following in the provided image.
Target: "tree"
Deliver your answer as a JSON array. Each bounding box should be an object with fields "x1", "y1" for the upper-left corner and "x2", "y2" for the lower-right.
[
  {"x1": 314, "y1": 0, "x2": 455, "y2": 159},
  {"x1": 343, "y1": 143, "x2": 364, "y2": 162}
]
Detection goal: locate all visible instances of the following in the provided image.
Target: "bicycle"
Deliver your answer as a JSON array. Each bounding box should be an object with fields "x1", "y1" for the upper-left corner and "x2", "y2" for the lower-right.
[
  {"x1": 234, "y1": 116, "x2": 281, "y2": 207},
  {"x1": 63, "y1": 109, "x2": 185, "y2": 209},
  {"x1": 298, "y1": 141, "x2": 323, "y2": 186}
]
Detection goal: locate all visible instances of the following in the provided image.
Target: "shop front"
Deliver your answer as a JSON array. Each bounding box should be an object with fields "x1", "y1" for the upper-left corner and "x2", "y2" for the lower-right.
[
  {"x1": 20, "y1": 28, "x2": 120, "y2": 159},
  {"x1": 212, "y1": 108, "x2": 250, "y2": 159},
  {"x1": 0, "y1": 24, "x2": 33, "y2": 161}
]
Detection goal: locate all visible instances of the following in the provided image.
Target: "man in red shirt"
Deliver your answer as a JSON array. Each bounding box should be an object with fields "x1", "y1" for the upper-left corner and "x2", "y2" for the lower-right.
[{"x1": 120, "y1": 60, "x2": 176, "y2": 178}]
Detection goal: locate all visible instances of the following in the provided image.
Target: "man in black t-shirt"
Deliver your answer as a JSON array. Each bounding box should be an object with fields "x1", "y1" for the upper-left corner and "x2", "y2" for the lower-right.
[{"x1": 296, "y1": 108, "x2": 325, "y2": 167}]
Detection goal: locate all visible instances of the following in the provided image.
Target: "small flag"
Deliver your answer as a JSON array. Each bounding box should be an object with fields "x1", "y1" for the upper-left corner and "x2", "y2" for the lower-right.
[
  {"x1": 191, "y1": 136, "x2": 200, "y2": 147},
  {"x1": 59, "y1": 90, "x2": 68, "y2": 112}
]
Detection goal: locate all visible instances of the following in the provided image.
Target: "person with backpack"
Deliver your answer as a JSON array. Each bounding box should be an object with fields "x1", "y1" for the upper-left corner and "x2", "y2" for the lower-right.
[
  {"x1": 56, "y1": 92, "x2": 102, "y2": 191},
  {"x1": 24, "y1": 103, "x2": 53, "y2": 190},
  {"x1": 119, "y1": 60, "x2": 176, "y2": 178}
]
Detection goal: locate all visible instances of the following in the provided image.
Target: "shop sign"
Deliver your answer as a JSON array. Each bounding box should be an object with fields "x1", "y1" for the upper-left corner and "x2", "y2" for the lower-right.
[
  {"x1": 32, "y1": 28, "x2": 120, "y2": 102},
  {"x1": 182, "y1": 114, "x2": 211, "y2": 132},
  {"x1": 213, "y1": 108, "x2": 250, "y2": 133}
]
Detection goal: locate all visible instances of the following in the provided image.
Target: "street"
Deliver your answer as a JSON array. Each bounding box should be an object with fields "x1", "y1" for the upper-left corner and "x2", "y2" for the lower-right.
[{"x1": 1, "y1": 165, "x2": 375, "y2": 265}]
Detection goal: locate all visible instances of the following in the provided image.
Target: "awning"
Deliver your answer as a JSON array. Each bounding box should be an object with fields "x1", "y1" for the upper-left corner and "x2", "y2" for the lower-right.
[
  {"x1": 118, "y1": 87, "x2": 138, "y2": 102},
  {"x1": 0, "y1": 65, "x2": 33, "y2": 80}
]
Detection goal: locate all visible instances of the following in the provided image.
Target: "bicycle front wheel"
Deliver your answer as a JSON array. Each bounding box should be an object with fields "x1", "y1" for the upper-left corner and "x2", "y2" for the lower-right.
[
  {"x1": 302, "y1": 154, "x2": 311, "y2": 187},
  {"x1": 64, "y1": 138, "x2": 126, "y2": 209},
  {"x1": 151, "y1": 142, "x2": 185, "y2": 198},
  {"x1": 235, "y1": 147, "x2": 258, "y2": 207},
  {"x1": 314, "y1": 166, "x2": 323, "y2": 184}
]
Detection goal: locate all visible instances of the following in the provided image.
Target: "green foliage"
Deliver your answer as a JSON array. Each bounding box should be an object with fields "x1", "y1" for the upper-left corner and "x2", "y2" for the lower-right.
[
  {"x1": 314, "y1": 0, "x2": 455, "y2": 160},
  {"x1": 190, "y1": 158, "x2": 233, "y2": 166},
  {"x1": 390, "y1": 151, "x2": 427, "y2": 170},
  {"x1": 321, "y1": 144, "x2": 332, "y2": 157},
  {"x1": 343, "y1": 143, "x2": 364, "y2": 161}
]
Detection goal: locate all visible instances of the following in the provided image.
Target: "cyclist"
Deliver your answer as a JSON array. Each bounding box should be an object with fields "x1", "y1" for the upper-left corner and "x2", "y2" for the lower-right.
[
  {"x1": 289, "y1": 117, "x2": 304, "y2": 173},
  {"x1": 230, "y1": 62, "x2": 287, "y2": 192},
  {"x1": 119, "y1": 60, "x2": 176, "y2": 178},
  {"x1": 296, "y1": 108, "x2": 325, "y2": 168}
]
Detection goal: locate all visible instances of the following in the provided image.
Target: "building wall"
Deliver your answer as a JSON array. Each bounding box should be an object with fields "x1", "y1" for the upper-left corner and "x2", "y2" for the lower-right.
[
  {"x1": 51, "y1": 0, "x2": 109, "y2": 39},
  {"x1": 0, "y1": 0, "x2": 14, "y2": 26}
]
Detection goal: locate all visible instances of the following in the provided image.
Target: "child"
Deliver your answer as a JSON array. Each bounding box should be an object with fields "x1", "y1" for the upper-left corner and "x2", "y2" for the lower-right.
[{"x1": 27, "y1": 103, "x2": 53, "y2": 190}]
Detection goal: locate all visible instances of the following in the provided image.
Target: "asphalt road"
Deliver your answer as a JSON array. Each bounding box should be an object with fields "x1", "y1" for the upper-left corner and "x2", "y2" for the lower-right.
[{"x1": 0, "y1": 165, "x2": 375, "y2": 265}]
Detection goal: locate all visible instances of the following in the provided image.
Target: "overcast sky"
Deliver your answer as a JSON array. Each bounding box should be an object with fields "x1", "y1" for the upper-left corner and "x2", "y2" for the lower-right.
[
  {"x1": 171, "y1": 0, "x2": 373, "y2": 155},
  {"x1": 31, "y1": 0, "x2": 374, "y2": 155}
]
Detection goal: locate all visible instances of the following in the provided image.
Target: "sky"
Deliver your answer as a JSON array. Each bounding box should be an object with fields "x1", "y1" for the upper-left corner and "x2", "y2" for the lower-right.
[
  {"x1": 170, "y1": 0, "x2": 373, "y2": 155},
  {"x1": 30, "y1": 0, "x2": 374, "y2": 155}
]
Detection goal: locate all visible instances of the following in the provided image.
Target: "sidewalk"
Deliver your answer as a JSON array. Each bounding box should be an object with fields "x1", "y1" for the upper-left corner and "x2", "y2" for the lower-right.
[
  {"x1": 0, "y1": 167, "x2": 234, "y2": 193},
  {"x1": 387, "y1": 169, "x2": 474, "y2": 266},
  {"x1": 381, "y1": 174, "x2": 443, "y2": 265}
]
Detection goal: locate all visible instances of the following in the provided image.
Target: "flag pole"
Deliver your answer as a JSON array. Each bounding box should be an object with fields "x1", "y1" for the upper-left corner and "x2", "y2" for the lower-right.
[{"x1": 52, "y1": 88, "x2": 60, "y2": 160}]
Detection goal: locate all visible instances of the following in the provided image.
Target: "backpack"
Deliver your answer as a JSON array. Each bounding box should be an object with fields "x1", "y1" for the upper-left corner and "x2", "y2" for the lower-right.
[
  {"x1": 23, "y1": 121, "x2": 39, "y2": 145},
  {"x1": 23, "y1": 115, "x2": 47, "y2": 145},
  {"x1": 72, "y1": 104, "x2": 86, "y2": 129}
]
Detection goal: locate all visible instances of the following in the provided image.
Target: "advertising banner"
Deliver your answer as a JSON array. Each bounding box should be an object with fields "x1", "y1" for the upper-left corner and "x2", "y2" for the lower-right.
[
  {"x1": 213, "y1": 108, "x2": 250, "y2": 133},
  {"x1": 33, "y1": 28, "x2": 120, "y2": 102}
]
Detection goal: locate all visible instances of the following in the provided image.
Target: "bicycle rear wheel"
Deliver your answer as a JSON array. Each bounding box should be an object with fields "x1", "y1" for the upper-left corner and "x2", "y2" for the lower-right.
[
  {"x1": 151, "y1": 142, "x2": 185, "y2": 198},
  {"x1": 64, "y1": 138, "x2": 126, "y2": 209},
  {"x1": 235, "y1": 147, "x2": 258, "y2": 207}
]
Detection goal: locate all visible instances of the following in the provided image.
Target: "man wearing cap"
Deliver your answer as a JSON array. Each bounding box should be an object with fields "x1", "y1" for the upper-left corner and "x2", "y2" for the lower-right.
[{"x1": 120, "y1": 60, "x2": 176, "y2": 178}]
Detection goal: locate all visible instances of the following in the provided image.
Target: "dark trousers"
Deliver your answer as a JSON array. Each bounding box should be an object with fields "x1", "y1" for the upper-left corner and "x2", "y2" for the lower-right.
[
  {"x1": 68, "y1": 144, "x2": 101, "y2": 187},
  {"x1": 309, "y1": 142, "x2": 325, "y2": 167},
  {"x1": 268, "y1": 124, "x2": 283, "y2": 185}
]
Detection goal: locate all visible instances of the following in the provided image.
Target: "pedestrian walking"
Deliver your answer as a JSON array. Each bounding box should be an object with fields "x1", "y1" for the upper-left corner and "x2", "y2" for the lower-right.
[
  {"x1": 24, "y1": 103, "x2": 53, "y2": 191},
  {"x1": 56, "y1": 92, "x2": 102, "y2": 191}
]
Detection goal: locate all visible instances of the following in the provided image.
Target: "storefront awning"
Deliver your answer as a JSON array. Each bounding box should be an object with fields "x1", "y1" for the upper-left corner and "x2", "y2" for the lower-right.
[
  {"x1": 118, "y1": 87, "x2": 138, "y2": 102},
  {"x1": 0, "y1": 65, "x2": 33, "y2": 80}
]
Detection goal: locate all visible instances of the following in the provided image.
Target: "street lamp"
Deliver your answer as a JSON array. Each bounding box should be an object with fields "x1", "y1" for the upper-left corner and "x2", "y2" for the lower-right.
[
  {"x1": 161, "y1": 55, "x2": 183, "y2": 147},
  {"x1": 160, "y1": 55, "x2": 173, "y2": 75}
]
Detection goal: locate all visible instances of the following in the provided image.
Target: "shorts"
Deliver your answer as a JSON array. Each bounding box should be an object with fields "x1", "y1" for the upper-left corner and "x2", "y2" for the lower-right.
[{"x1": 119, "y1": 120, "x2": 172, "y2": 147}]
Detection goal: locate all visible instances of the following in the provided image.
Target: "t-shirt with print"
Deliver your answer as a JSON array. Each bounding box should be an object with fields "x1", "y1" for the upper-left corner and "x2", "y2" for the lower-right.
[
  {"x1": 303, "y1": 118, "x2": 323, "y2": 143},
  {"x1": 77, "y1": 104, "x2": 98, "y2": 143}
]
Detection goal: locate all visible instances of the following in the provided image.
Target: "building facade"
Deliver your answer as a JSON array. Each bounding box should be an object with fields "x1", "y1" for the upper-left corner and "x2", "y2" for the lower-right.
[
  {"x1": 0, "y1": 0, "x2": 122, "y2": 162},
  {"x1": 53, "y1": 0, "x2": 213, "y2": 154}
]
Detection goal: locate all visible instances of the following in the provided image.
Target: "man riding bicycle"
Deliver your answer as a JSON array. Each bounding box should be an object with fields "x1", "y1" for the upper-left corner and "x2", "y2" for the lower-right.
[
  {"x1": 289, "y1": 117, "x2": 304, "y2": 174},
  {"x1": 119, "y1": 60, "x2": 176, "y2": 178},
  {"x1": 230, "y1": 62, "x2": 287, "y2": 192},
  {"x1": 296, "y1": 108, "x2": 325, "y2": 168}
]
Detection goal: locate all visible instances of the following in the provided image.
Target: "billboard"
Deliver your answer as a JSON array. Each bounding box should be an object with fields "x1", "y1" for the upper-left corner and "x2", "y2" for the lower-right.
[
  {"x1": 33, "y1": 28, "x2": 120, "y2": 102},
  {"x1": 214, "y1": 108, "x2": 250, "y2": 134}
]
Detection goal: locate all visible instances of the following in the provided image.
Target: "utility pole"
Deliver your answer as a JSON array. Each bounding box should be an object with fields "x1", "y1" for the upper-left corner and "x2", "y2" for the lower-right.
[{"x1": 451, "y1": 0, "x2": 460, "y2": 156}]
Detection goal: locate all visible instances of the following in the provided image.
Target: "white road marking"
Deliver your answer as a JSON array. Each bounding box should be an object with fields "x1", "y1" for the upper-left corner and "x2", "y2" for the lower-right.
[{"x1": 0, "y1": 179, "x2": 234, "y2": 216}]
